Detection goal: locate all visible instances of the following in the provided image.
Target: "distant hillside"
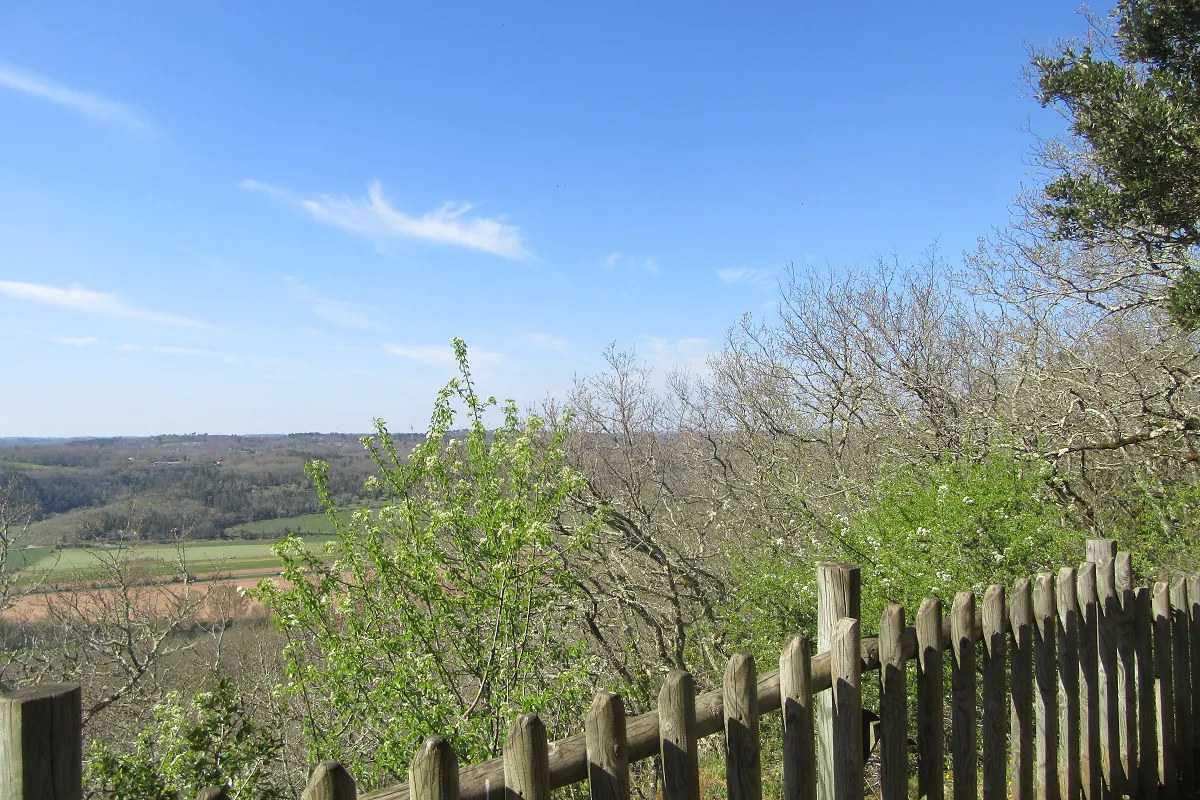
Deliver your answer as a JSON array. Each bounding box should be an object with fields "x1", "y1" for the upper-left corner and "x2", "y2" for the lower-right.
[{"x1": 0, "y1": 433, "x2": 425, "y2": 546}]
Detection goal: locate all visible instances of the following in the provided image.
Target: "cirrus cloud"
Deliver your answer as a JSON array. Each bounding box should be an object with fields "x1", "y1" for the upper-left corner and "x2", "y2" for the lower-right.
[
  {"x1": 0, "y1": 62, "x2": 156, "y2": 137},
  {"x1": 0, "y1": 281, "x2": 211, "y2": 328}
]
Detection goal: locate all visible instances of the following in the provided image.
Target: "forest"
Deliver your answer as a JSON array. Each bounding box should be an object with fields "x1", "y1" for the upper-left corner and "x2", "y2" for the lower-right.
[{"x1": 4, "y1": 3, "x2": 1200, "y2": 798}]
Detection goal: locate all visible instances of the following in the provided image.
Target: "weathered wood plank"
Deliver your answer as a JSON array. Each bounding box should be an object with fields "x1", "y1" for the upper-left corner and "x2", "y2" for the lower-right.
[
  {"x1": 1078, "y1": 563, "x2": 1101, "y2": 800},
  {"x1": 1059, "y1": 568, "x2": 1082, "y2": 800},
  {"x1": 952, "y1": 592, "x2": 978, "y2": 800},
  {"x1": 412, "y1": 737, "x2": 459, "y2": 800},
  {"x1": 1169, "y1": 576, "x2": 1192, "y2": 792},
  {"x1": 781, "y1": 635, "x2": 816, "y2": 800},
  {"x1": 831, "y1": 618, "x2": 863, "y2": 800},
  {"x1": 586, "y1": 692, "x2": 629, "y2": 800},
  {"x1": 725, "y1": 654, "x2": 762, "y2": 800},
  {"x1": 879, "y1": 605, "x2": 907, "y2": 800},
  {"x1": 659, "y1": 670, "x2": 700, "y2": 800},
  {"x1": 1012, "y1": 578, "x2": 1035, "y2": 800},
  {"x1": 1135, "y1": 587, "x2": 1158, "y2": 800},
  {"x1": 1035, "y1": 572, "x2": 1059, "y2": 800},
  {"x1": 504, "y1": 714, "x2": 550, "y2": 800},
  {"x1": 982, "y1": 586, "x2": 1006, "y2": 800},
  {"x1": 303, "y1": 762, "x2": 358, "y2": 800},
  {"x1": 817, "y1": 563, "x2": 860, "y2": 800},
  {"x1": 1189, "y1": 573, "x2": 1200, "y2": 778},
  {"x1": 1095, "y1": 557, "x2": 1122, "y2": 798},
  {"x1": 1152, "y1": 584, "x2": 1176, "y2": 799},
  {"x1": 195, "y1": 788, "x2": 231, "y2": 800},
  {"x1": 917, "y1": 596, "x2": 945, "y2": 800},
  {"x1": 0, "y1": 682, "x2": 83, "y2": 800},
  {"x1": 1115, "y1": 553, "x2": 1138, "y2": 794},
  {"x1": 1085, "y1": 539, "x2": 1117, "y2": 566}
]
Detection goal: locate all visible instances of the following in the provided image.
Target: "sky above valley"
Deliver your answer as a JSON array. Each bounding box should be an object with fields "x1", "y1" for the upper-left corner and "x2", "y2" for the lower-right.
[{"x1": 0, "y1": 2, "x2": 1107, "y2": 437}]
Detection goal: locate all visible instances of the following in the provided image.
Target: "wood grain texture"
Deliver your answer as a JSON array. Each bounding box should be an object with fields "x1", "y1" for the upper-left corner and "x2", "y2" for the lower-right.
[
  {"x1": 1034, "y1": 573, "x2": 1059, "y2": 800},
  {"x1": 1077, "y1": 563, "x2": 1101, "y2": 800},
  {"x1": 504, "y1": 714, "x2": 550, "y2": 800},
  {"x1": 982, "y1": 586, "x2": 1007, "y2": 800},
  {"x1": 585, "y1": 692, "x2": 629, "y2": 800},
  {"x1": 724, "y1": 654, "x2": 762, "y2": 800},
  {"x1": 1085, "y1": 540, "x2": 1117, "y2": 566},
  {"x1": 0, "y1": 682, "x2": 82, "y2": 800},
  {"x1": 1168, "y1": 576, "x2": 1192, "y2": 792},
  {"x1": 1134, "y1": 587, "x2": 1158, "y2": 800},
  {"x1": 303, "y1": 761, "x2": 358, "y2": 800},
  {"x1": 816, "y1": 563, "x2": 860, "y2": 800},
  {"x1": 879, "y1": 605, "x2": 907, "y2": 800},
  {"x1": 1095, "y1": 557, "x2": 1122, "y2": 798},
  {"x1": 781, "y1": 635, "x2": 816, "y2": 800},
  {"x1": 951, "y1": 592, "x2": 978, "y2": 800},
  {"x1": 195, "y1": 788, "x2": 231, "y2": 800},
  {"x1": 1189, "y1": 574, "x2": 1200, "y2": 775},
  {"x1": 1012, "y1": 578, "x2": 1035, "y2": 800},
  {"x1": 1114, "y1": 553, "x2": 1138, "y2": 794},
  {"x1": 917, "y1": 596, "x2": 945, "y2": 800},
  {"x1": 1152, "y1": 584, "x2": 1176, "y2": 799},
  {"x1": 830, "y1": 618, "x2": 862, "y2": 800},
  {"x1": 1058, "y1": 568, "x2": 1081, "y2": 800},
  {"x1": 412, "y1": 737, "x2": 460, "y2": 800},
  {"x1": 659, "y1": 670, "x2": 699, "y2": 800}
]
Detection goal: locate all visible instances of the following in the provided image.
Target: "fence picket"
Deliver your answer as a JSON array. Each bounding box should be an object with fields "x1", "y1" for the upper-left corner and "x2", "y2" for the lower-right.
[
  {"x1": 0, "y1": 683, "x2": 82, "y2": 800},
  {"x1": 917, "y1": 596, "x2": 945, "y2": 800},
  {"x1": 1035, "y1": 573, "x2": 1059, "y2": 800},
  {"x1": 412, "y1": 737, "x2": 459, "y2": 800},
  {"x1": 1169, "y1": 576, "x2": 1192, "y2": 791},
  {"x1": 586, "y1": 692, "x2": 629, "y2": 800},
  {"x1": 1152, "y1": 584, "x2": 1177, "y2": 798},
  {"x1": 1078, "y1": 563, "x2": 1101, "y2": 800},
  {"x1": 1135, "y1": 587, "x2": 1158, "y2": 800},
  {"x1": 781, "y1": 635, "x2": 816, "y2": 800},
  {"x1": 1095, "y1": 557, "x2": 1121, "y2": 798},
  {"x1": 817, "y1": 563, "x2": 860, "y2": 800},
  {"x1": 1058, "y1": 568, "x2": 1081, "y2": 800},
  {"x1": 951, "y1": 592, "x2": 978, "y2": 800},
  {"x1": 831, "y1": 618, "x2": 862, "y2": 800},
  {"x1": 1189, "y1": 573, "x2": 1200, "y2": 777},
  {"x1": 659, "y1": 670, "x2": 700, "y2": 800},
  {"x1": 1012, "y1": 578, "x2": 1035, "y2": 800},
  {"x1": 879, "y1": 605, "x2": 907, "y2": 800},
  {"x1": 724, "y1": 654, "x2": 762, "y2": 800},
  {"x1": 1115, "y1": 553, "x2": 1138, "y2": 791},
  {"x1": 982, "y1": 586, "x2": 1006, "y2": 800},
  {"x1": 303, "y1": 762, "x2": 358, "y2": 800},
  {"x1": 504, "y1": 714, "x2": 550, "y2": 800}
]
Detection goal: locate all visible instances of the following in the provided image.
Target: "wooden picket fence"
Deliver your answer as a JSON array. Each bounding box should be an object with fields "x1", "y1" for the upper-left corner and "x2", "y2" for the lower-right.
[{"x1": 4, "y1": 538, "x2": 1198, "y2": 800}]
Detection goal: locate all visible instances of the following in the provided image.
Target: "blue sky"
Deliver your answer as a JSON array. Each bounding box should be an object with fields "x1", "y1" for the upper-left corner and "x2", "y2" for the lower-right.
[{"x1": 0, "y1": 2, "x2": 1104, "y2": 437}]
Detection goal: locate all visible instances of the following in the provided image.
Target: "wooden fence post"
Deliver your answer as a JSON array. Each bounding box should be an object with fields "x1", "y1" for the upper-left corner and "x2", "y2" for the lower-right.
[
  {"x1": 1085, "y1": 540, "x2": 1117, "y2": 568},
  {"x1": 302, "y1": 761, "x2": 357, "y2": 800},
  {"x1": 951, "y1": 592, "x2": 977, "y2": 800},
  {"x1": 1095, "y1": 557, "x2": 1122, "y2": 798},
  {"x1": 831, "y1": 618, "x2": 862, "y2": 800},
  {"x1": 1115, "y1": 553, "x2": 1138, "y2": 791},
  {"x1": 781, "y1": 635, "x2": 816, "y2": 800},
  {"x1": 879, "y1": 605, "x2": 907, "y2": 800},
  {"x1": 1078, "y1": 562, "x2": 1101, "y2": 800},
  {"x1": 504, "y1": 713, "x2": 549, "y2": 800},
  {"x1": 724, "y1": 654, "x2": 761, "y2": 800},
  {"x1": 1059, "y1": 567, "x2": 1081, "y2": 800},
  {"x1": 1034, "y1": 573, "x2": 1059, "y2": 800},
  {"x1": 982, "y1": 585, "x2": 1007, "y2": 800},
  {"x1": 917, "y1": 596, "x2": 944, "y2": 800},
  {"x1": 0, "y1": 682, "x2": 82, "y2": 800},
  {"x1": 1152, "y1": 583, "x2": 1177, "y2": 799},
  {"x1": 586, "y1": 691, "x2": 629, "y2": 800},
  {"x1": 1169, "y1": 576, "x2": 1192, "y2": 792},
  {"x1": 412, "y1": 737, "x2": 460, "y2": 800},
  {"x1": 659, "y1": 670, "x2": 700, "y2": 800},
  {"x1": 1012, "y1": 578, "x2": 1035, "y2": 800},
  {"x1": 1189, "y1": 573, "x2": 1200, "y2": 777},
  {"x1": 817, "y1": 563, "x2": 860, "y2": 800},
  {"x1": 1135, "y1": 587, "x2": 1158, "y2": 800}
]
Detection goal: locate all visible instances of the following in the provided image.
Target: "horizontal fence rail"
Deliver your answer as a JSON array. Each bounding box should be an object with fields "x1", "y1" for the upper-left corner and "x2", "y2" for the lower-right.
[{"x1": 5, "y1": 538, "x2": 1199, "y2": 800}]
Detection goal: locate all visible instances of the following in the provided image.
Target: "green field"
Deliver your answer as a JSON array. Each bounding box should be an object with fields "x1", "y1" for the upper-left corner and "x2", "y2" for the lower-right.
[{"x1": 16, "y1": 536, "x2": 337, "y2": 582}]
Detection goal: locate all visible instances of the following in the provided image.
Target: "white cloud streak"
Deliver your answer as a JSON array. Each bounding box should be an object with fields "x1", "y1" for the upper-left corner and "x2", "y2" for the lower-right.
[
  {"x1": 52, "y1": 336, "x2": 99, "y2": 347},
  {"x1": 640, "y1": 336, "x2": 712, "y2": 372},
  {"x1": 0, "y1": 281, "x2": 211, "y2": 328},
  {"x1": 0, "y1": 62, "x2": 155, "y2": 136},
  {"x1": 119, "y1": 344, "x2": 280, "y2": 367},
  {"x1": 283, "y1": 277, "x2": 384, "y2": 331},
  {"x1": 604, "y1": 252, "x2": 659, "y2": 273},
  {"x1": 242, "y1": 179, "x2": 529, "y2": 260},
  {"x1": 382, "y1": 343, "x2": 502, "y2": 365},
  {"x1": 526, "y1": 332, "x2": 568, "y2": 353},
  {"x1": 717, "y1": 267, "x2": 775, "y2": 289}
]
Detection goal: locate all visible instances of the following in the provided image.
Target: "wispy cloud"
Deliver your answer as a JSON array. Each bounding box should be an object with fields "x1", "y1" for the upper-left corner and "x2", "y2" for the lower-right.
[
  {"x1": 717, "y1": 267, "x2": 775, "y2": 290},
  {"x1": 0, "y1": 62, "x2": 155, "y2": 136},
  {"x1": 640, "y1": 336, "x2": 712, "y2": 372},
  {"x1": 0, "y1": 281, "x2": 211, "y2": 328},
  {"x1": 283, "y1": 277, "x2": 384, "y2": 331},
  {"x1": 51, "y1": 336, "x2": 99, "y2": 347},
  {"x1": 382, "y1": 343, "x2": 502, "y2": 366},
  {"x1": 604, "y1": 252, "x2": 659, "y2": 274},
  {"x1": 526, "y1": 332, "x2": 568, "y2": 353},
  {"x1": 241, "y1": 179, "x2": 529, "y2": 260}
]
